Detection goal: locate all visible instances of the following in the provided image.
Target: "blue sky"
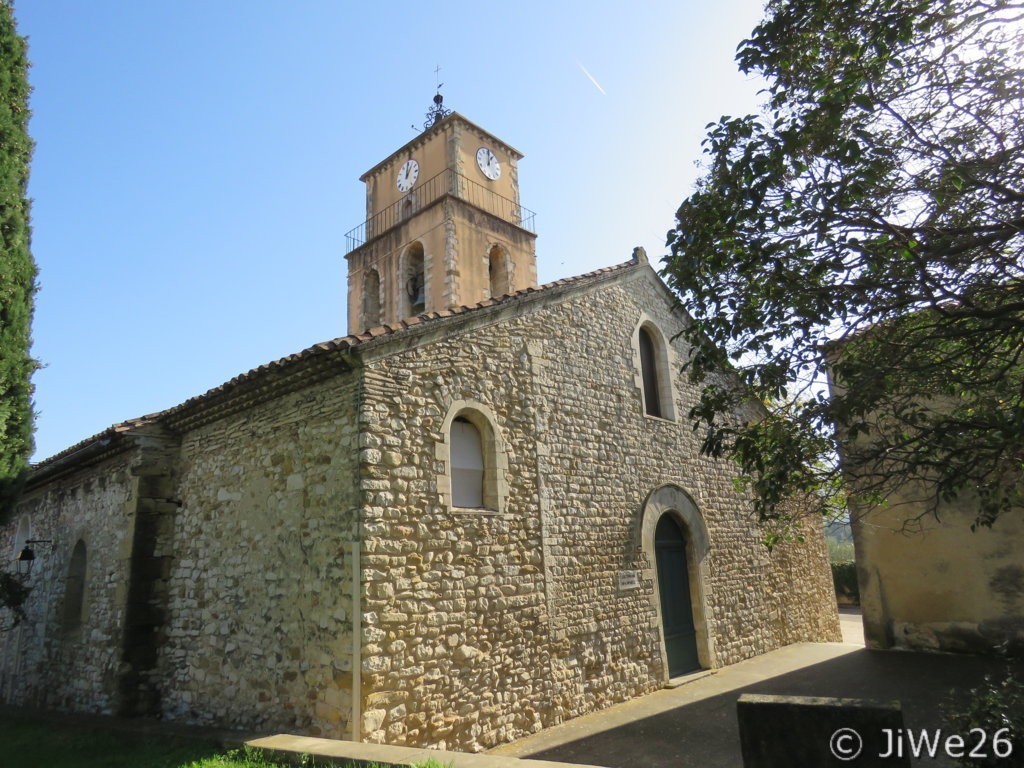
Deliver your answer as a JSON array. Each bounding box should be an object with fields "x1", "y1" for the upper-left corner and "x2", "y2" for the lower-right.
[{"x1": 17, "y1": 1, "x2": 767, "y2": 462}]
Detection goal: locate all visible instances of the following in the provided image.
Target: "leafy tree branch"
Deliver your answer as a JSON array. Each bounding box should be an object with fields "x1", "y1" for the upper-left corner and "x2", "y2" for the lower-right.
[{"x1": 664, "y1": 0, "x2": 1023, "y2": 528}]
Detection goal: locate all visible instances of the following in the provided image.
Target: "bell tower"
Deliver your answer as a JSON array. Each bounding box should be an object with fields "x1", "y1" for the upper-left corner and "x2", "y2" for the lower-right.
[{"x1": 344, "y1": 95, "x2": 538, "y2": 333}]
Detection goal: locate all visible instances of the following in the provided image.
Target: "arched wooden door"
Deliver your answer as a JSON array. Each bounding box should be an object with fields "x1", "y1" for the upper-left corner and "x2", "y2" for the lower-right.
[{"x1": 655, "y1": 514, "x2": 700, "y2": 676}]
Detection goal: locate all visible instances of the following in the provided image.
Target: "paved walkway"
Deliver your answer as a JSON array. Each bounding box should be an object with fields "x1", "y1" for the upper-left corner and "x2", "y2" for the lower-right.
[
  {"x1": 838, "y1": 605, "x2": 864, "y2": 645},
  {"x1": 489, "y1": 616, "x2": 1019, "y2": 768}
]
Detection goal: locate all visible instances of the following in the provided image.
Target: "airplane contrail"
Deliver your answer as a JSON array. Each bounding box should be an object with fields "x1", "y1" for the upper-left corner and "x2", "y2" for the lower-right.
[{"x1": 577, "y1": 61, "x2": 607, "y2": 96}]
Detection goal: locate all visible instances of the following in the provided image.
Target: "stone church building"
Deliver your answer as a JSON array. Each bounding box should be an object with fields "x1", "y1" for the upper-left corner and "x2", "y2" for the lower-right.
[{"x1": 0, "y1": 111, "x2": 839, "y2": 751}]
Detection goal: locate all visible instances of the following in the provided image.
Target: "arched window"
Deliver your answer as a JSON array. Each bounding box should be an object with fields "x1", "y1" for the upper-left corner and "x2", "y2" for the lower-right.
[
  {"x1": 363, "y1": 269, "x2": 381, "y2": 328},
  {"x1": 63, "y1": 540, "x2": 87, "y2": 632},
  {"x1": 488, "y1": 245, "x2": 511, "y2": 298},
  {"x1": 403, "y1": 242, "x2": 426, "y2": 316},
  {"x1": 439, "y1": 402, "x2": 507, "y2": 514},
  {"x1": 639, "y1": 327, "x2": 663, "y2": 417},
  {"x1": 451, "y1": 417, "x2": 484, "y2": 508},
  {"x1": 634, "y1": 319, "x2": 677, "y2": 421}
]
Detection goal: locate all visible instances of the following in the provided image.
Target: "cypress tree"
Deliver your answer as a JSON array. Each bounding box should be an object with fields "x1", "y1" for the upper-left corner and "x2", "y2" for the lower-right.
[{"x1": 0, "y1": 0, "x2": 35, "y2": 524}]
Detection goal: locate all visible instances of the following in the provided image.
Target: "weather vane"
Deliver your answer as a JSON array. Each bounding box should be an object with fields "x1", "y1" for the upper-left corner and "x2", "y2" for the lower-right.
[{"x1": 413, "y1": 65, "x2": 452, "y2": 132}]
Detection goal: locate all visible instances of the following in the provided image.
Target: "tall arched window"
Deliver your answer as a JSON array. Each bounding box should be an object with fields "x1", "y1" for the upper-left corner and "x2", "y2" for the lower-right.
[
  {"x1": 63, "y1": 540, "x2": 87, "y2": 633},
  {"x1": 451, "y1": 417, "x2": 484, "y2": 508},
  {"x1": 634, "y1": 319, "x2": 677, "y2": 421},
  {"x1": 403, "y1": 242, "x2": 426, "y2": 316},
  {"x1": 363, "y1": 269, "x2": 381, "y2": 328},
  {"x1": 488, "y1": 245, "x2": 511, "y2": 298},
  {"x1": 639, "y1": 326, "x2": 663, "y2": 417}
]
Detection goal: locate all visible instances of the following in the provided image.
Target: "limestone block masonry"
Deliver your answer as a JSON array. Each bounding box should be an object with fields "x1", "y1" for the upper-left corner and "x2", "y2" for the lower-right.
[
  {"x1": 1, "y1": 454, "x2": 140, "y2": 712},
  {"x1": 159, "y1": 373, "x2": 362, "y2": 737},
  {"x1": 350, "y1": 264, "x2": 840, "y2": 750},
  {"x1": 0, "y1": 257, "x2": 839, "y2": 753}
]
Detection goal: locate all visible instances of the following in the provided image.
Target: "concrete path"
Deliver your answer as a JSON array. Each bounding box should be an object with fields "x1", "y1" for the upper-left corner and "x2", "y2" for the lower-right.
[
  {"x1": 838, "y1": 606, "x2": 865, "y2": 645},
  {"x1": 489, "y1": 636, "x2": 1019, "y2": 768}
]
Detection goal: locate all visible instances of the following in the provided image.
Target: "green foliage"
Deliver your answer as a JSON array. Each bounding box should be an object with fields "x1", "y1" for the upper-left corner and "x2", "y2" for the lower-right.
[
  {"x1": 663, "y1": 0, "x2": 1024, "y2": 527},
  {"x1": 183, "y1": 748, "x2": 290, "y2": 767},
  {"x1": 827, "y1": 538, "x2": 854, "y2": 563},
  {"x1": 825, "y1": 516, "x2": 854, "y2": 561},
  {"x1": 0, "y1": 0, "x2": 35, "y2": 512},
  {"x1": 830, "y1": 561, "x2": 858, "y2": 603},
  {"x1": 757, "y1": 508, "x2": 806, "y2": 552},
  {"x1": 183, "y1": 747, "x2": 355, "y2": 767},
  {"x1": 0, "y1": 0, "x2": 36, "y2": 623},
  {"x1": 946, "y1": 673, "x2": 1024, "y2": 767},
  {"x1": 0, "y1": 713, "x2": 222, "y2": 768},
  {"x1": 0, "y1": 720, "x2": 423, "y2": 768}
]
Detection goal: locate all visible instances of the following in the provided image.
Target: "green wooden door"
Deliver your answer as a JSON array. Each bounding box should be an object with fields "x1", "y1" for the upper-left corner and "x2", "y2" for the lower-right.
[{"x1": 655, "y1": 514, "x2": 700, "y2": 676}]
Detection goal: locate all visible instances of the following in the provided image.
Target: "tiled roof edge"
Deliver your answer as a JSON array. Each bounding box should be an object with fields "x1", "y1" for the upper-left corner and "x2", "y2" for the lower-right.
[{"x1": 27, "y1": 416, "x2": 161, "y2": 481}]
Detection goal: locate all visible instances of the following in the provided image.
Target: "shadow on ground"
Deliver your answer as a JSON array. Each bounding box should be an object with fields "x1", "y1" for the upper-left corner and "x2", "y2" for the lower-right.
[{"x1": 520, "y1": 649, "x2": 1022, "y2": 768}]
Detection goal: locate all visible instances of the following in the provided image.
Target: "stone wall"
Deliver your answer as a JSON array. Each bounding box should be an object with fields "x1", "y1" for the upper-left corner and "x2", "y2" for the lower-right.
[
  {"x1": 1, "y1": 263, "x2": 838, "y2": 748},
  {"x1": 352, "y1": 265, "x2": 840, "y2": 752},
  {"x1": 357, "y1": 333, "x2": 550, "y2": 750},
  {"x1": 157, "y1": 369, "x2": 362, "y2": 737},
  {"x1": 0, "y1": 451, "x2": 139, "y2": 713},
  {"x1": 763, "y1": 507, "x2": 843, "y2": 647}
]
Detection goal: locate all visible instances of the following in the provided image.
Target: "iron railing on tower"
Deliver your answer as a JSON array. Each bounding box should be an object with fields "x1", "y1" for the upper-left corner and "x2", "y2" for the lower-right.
[{"x1": 344, "y1": 168, "x2": 536, "y2": 254}]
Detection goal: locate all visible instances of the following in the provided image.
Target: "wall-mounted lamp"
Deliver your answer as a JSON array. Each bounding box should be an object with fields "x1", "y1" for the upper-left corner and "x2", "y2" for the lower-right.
[{"x1": 17, "y1": 539, "x2": 52, "y2": 577}]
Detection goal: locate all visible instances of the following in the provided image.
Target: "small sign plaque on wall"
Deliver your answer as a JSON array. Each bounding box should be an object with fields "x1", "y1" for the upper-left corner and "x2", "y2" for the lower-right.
[{"x1": 617, "y1": 570, "x2": 640, "y2": 591}]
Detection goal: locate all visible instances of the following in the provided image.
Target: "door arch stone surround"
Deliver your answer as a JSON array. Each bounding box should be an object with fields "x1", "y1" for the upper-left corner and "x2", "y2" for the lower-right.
[{"x1": 640, "y1": 483, "x2": 717, "y2": 676}]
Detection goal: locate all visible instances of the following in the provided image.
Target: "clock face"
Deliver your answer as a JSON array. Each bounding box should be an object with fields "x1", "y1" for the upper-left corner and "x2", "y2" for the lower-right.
[
  {"x1": 476, "y1": 147, "x2": 501, "y2": 181},
  {"x1": 396, "y1": 159, "x2": 419, "y2": 192}
]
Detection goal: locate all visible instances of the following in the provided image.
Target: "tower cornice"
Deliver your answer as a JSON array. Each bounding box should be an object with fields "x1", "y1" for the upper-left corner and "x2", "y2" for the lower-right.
[{"x1": 359, "y1": 112, "x2": 523, "y2": 182}]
